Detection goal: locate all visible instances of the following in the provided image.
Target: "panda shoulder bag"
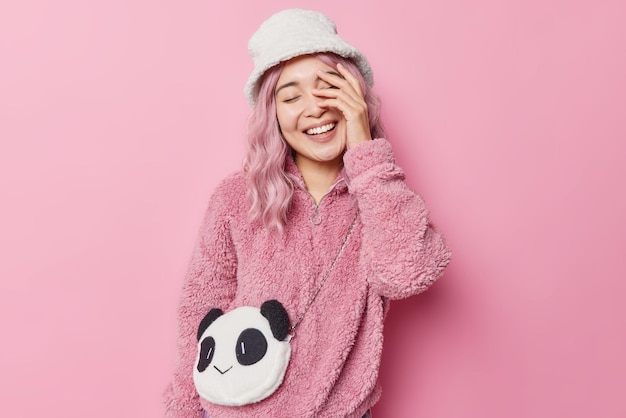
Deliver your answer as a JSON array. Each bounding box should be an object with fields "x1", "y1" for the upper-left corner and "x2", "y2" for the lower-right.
[{"x1": 193, "y1": 215, "x2": 358, "y2": 406}]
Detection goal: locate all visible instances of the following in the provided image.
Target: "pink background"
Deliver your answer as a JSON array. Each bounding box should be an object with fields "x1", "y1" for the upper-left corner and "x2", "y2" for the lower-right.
[{"x1": 1, "y1": 0, "x2": 625, "y2": 417}]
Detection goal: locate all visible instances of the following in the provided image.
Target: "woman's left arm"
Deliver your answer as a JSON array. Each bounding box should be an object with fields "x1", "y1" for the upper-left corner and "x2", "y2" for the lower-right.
[{"x1": 344, "y1": 139, "x2": 451, "y2": 299}]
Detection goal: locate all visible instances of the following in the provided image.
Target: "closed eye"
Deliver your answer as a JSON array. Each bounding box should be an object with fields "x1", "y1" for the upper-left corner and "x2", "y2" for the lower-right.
[{"x1": 283, "y1": 96, "x2": 300, "y2": 103}]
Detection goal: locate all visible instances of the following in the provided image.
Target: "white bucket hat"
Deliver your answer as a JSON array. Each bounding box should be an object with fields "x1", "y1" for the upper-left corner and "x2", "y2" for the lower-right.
[{"x1": 245, "y1": 9, "x2": 373, "y2": 106}]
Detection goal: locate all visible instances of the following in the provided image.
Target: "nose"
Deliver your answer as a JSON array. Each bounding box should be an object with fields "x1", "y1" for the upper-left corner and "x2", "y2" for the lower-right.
[{"x1": 303, "y1": 93, "x2": 325, "y2": 118}]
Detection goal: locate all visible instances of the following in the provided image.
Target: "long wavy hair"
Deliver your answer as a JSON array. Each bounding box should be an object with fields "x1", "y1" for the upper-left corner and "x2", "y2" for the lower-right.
[{"x1": 243, "y1": 52, "x2": 385, "y2": 233}]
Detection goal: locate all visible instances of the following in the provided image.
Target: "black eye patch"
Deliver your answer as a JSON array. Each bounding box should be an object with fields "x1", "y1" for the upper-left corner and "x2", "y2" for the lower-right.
[
  {"x1": 235, "y1": 328, "x2": 268, "y2": 366},
  {"x1": 197, "y1": 336, "x2": 216, "y2": 372}
]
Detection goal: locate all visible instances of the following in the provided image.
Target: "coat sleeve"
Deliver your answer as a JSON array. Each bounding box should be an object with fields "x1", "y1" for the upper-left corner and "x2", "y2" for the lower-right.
[
  {"x1": 344, "y1": 138, "x2": 451, "y2": 300},
  {"x1": 163, "y1": 181, "x2": 238, "y2": 417}
]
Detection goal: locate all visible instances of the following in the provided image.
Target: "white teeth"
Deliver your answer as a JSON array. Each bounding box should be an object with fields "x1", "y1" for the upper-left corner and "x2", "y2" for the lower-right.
[{"x1": 306, "y1": 123, "x2": 335, "y2": 135}]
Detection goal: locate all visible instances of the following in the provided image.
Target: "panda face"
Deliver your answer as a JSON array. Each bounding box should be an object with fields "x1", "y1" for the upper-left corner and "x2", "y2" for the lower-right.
[{"x1": 193, "y1": 306, "x2": 291, "y2": 406}]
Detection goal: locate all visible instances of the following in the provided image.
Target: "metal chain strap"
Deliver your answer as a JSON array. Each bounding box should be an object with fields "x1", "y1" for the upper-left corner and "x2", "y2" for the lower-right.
[{"x1": 289, "y1": 213, "x2": 359, "y2": 336}]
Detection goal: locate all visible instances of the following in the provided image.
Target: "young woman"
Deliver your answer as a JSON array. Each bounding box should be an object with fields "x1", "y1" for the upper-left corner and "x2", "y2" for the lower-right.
[{"x1": 164, "y1": 9, "x2": 451, "y2": 418}]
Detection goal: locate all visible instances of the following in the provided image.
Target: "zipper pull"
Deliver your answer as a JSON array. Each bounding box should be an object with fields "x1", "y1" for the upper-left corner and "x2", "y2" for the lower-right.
[{"x1": 310, "y1": 205, "x2": 322, "y2": 225}]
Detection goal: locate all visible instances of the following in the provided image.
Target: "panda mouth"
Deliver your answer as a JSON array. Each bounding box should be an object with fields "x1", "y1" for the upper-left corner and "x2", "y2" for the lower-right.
[{"x1": 213, "y1": 365, "x2": 232, "y2": 375}]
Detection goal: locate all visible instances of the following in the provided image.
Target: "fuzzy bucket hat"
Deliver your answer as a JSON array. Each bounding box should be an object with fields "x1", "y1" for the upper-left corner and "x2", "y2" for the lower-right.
[{"x1": 245, "y1": 9, "x2": 373, "y2": 105}]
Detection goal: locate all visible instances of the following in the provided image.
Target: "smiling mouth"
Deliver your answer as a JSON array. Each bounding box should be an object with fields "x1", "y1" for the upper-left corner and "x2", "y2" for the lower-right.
[
  {"x1": 305, "y1": 122, "x2": 336, "y2": 136},
  {"x1": 213, "y1": 365, "x2": 232, "y2": 375}
]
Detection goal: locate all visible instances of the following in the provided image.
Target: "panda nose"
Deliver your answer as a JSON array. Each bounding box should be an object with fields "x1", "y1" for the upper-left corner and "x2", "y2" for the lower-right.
[{"x1": 213, "y1": 365, "x2": 232, "y2": 375}]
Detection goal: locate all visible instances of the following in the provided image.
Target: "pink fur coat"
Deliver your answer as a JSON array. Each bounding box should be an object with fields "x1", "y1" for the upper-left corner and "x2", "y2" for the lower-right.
[{"x1": 164, "y1": 138, "x2": 451, "y2": 417}]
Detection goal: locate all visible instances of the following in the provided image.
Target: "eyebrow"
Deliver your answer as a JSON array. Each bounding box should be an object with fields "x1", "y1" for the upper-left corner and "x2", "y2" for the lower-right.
[
  {"x1": 275, "y1": 81, "x2": 297, "y2": 96},
  {"x1": 274, "y1": 71, "x2": 343, "y2": 96}
]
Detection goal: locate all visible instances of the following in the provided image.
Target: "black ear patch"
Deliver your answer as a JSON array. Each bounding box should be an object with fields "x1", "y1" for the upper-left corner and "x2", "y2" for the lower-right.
[
  {"x1": 197, "y1": 308, "x2": 224, "y2": 341},
  {"x1": 260, "y1": 300, "x2": 290, "y2": 341}
]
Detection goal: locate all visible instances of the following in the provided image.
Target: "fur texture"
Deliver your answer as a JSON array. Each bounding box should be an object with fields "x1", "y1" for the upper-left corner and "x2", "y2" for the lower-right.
[
  {"x1": 245, "y1": 9, "x2": 373, "y2": 105},
  {"x1": 164, "y1": 139, "x2": 451, "y2": 417}
]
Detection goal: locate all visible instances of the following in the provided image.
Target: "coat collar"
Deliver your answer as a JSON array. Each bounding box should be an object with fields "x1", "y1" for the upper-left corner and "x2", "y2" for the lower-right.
[{"x1": 285, "y1": 155, "x2": 348, "y2": 195}]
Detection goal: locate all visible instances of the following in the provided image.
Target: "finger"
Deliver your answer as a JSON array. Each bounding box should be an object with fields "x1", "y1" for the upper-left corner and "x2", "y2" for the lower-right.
[
  {"x1": 317, "y1": 96, "x2": 366, "y2": 124},
  {"x1": 314, "y1": 74, "x2": 362, "y2": 105},
  {"x1": 316, "y1": 64, "x2": 355, "y2": 89},
  {"x1": 316, "y1": 70, "x2": 357, "y2": 97},
  {"x1": 335, "y1": 63, "x2": 364, "y2": 97},
  {"x1": 313, "y1": 89, "x2": 364, "y2": 116},
  {"x1": 316, "y1": 70, "x2": 346, "y2": 87},
  {"x1": 319, "y1": 98, "x2": 372, "y2": 145},
  {"x1": 316, "y1": 67, "x2": 365, "y2": 107},
  {"x1": 313, "y1": 78, "x2": 368, "y2": 112}
]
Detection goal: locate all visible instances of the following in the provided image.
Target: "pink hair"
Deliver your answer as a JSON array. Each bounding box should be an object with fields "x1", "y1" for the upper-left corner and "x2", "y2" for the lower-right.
[{"x1": 243, "y1": 53, "x2": 385, "y2": 233}]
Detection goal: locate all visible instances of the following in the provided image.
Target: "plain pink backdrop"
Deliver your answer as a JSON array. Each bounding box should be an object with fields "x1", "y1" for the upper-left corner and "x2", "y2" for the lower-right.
[{"x1": 1, "y1": 0, "x2": 625, "y2": 417}]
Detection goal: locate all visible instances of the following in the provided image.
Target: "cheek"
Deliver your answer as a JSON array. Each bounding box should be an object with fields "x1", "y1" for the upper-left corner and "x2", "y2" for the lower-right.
[{"x1": 276, "y1": 106, "x2": 300, "y2": 131}]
